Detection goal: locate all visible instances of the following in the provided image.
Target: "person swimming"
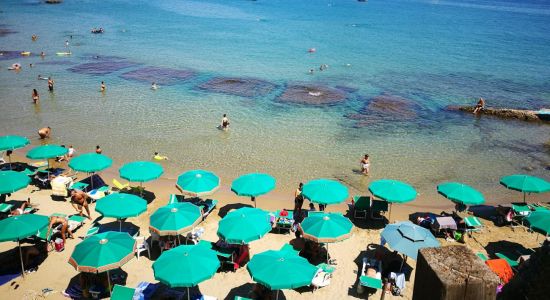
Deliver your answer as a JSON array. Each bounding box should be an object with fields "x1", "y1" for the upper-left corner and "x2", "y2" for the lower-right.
[
  {"x1": 100, "y1": 81, "x2": 106, "y2": 92},
  {"x1": 151, "y1": 82, "x2": 158, "y2": 90},
  {"x1": 153, "y1": 152, "x2": 169, "y2": 161}
]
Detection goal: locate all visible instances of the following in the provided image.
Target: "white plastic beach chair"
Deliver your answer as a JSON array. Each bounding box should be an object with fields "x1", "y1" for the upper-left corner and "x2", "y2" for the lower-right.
[
  {"x1": 134, "y1": 236, "x2": 150, "y2": 260},
  {"x1": 186, "y1": 227, "x2": 205, "y2": 244}
]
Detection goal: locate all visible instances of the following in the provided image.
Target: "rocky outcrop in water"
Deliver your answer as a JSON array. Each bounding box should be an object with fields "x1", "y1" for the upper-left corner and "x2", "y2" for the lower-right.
[
  {"x1": 346, "y1": 93, "x2": 424, "y2": 127},
  {"x1": 277, "y1": 84, "x2": 347, "y2": 105},
  {"x1": 446, "y1": 105, "x2": 544, "y2": 122},
  {"x1": 68, "y1": 59, "x2": 138, "y2": 76},
  {"x1": 198, "y1": 77, "x2": 276, "y2": 98},
  {"x1": 121, "y1": 67, "x2": 195, "y2": 85}
]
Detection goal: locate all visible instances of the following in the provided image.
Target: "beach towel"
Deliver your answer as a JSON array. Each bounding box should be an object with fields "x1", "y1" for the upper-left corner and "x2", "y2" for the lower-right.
[{"x1": 485, "y1": 259, "x2": 514, "y2": 284}]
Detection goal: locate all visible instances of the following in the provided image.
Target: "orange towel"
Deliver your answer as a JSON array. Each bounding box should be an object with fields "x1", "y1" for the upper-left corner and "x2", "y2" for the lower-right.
[{"x1": 485, "y1": 259, "x2": 514, "y2": 284}]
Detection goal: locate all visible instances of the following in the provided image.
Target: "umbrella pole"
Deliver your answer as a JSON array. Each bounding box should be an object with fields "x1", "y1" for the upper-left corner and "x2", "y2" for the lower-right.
[
  {"x1": 107, "y1": 270, "x2": 111, "y2": 296},
  {"x1": 140, "y1": 182, "x2": 143, "y2": 197},
  {"x1": 187, "y1": 287, "x2": 190, "y2": 300},
  {"x1": 399, "y1": 255, "x2": 407, "y2": 272},
  {"x1": 177, "y1": 235, "x2": 181, "y2": 245},
  {"x1": 327, "y1": 243, "x2": 329, "y2": 263},
  {"x1": 276, "y1": 289, "x2": 279, "y2": 300},
  {"x1": 8, "y1": 155, "x2": 12, "y2": 170},
  {"x1": 19, "y1": 240, "x2": 25, "y2": 278},
  {"x1": 388, "y1": 203, "x2": 392, "y2": 224},
  {"x1": 119, "y1": 219, "x2": 122, "y2": 232},
  {"x1": 523, "y1": 192, "x2": 526, "y2": 203}
]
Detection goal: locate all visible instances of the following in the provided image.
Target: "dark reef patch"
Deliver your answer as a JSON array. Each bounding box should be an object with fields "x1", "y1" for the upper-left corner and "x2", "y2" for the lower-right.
[
  {"x1": 68, "y1": 60, "x2": 138, "y2": 76},
  {"x1": 197, "y1": 77, "x2": 277, "y2": 98},
  {"x1": 277, "y1": 83, "x2": 347, "y2": 105},
  {"x1": 0, "y1": 51, "x2": 25, "y2": 61},
  {"x1": 345, "y1": 93, "x2": 426, "y2": 127},
  {"x1": 0, "y1": 28, "x2": 17, "y2": 37},
  {"x1": 120, "y1": 67, "x2": 195, "y2": 85}
]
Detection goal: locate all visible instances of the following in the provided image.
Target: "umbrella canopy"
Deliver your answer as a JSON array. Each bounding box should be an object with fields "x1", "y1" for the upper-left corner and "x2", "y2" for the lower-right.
[
  {"x1": 247, "y1": 248, "x2": 318, "y2": 290},
  {"x1": 68, "y1": 153, "x2": 113, "y2": 173},
  {"x1": 500, "y1": 175, "x2": 550, "y2": 202},
  {"x1": 26, "y1": 144, "x2": 68, "y2": 160},
  {"x1": 0, "y1": 170, "x2": 31, "y2": 194},
  {"x1": 68, "y1": 231, "x2": 136, "y2": 273},
  {"x1": 381, "y1": 221, "x2": 440, "y2": 260},
  {"x1": 437, "y1": 182, "x2": 485, "y2": 206},
  {"x1": 119, "y1": 161, "x2": 164, "y2": 182},
  {"x1": 299, "y1": 212, "x2": 353, "y2": 243},
  {"x1": 153, "y1": 244, "x2": 220, "y2": 287},
  {"x1": 95, "y1": 193, "x2": 147, "y2": 219},
  {"x1": 217, "y1": 207, "x2": 271, "y2": 244},
  {"x1": 0, "y1": 214, "x2": 49, "y2": 242},
  {"x1": 526, "y1": 211, "x2": 550, "y2": 236},
  {"x1": 231, "y1": 173, "x2": 276, "y2": 197},
  {"x1": 302, "y1": 179, "x2": 349, "y2": 205},
  {"x1": 0, "y1": 135, "x2": 30, "y2": 151},
  {"x1": 369, "y1": 179, "x2": 417, "y2": 203},
  {"x1": 176, "y1": 170, "x2": 220, "y2": 197},
  {"x1": 150, "y1": 202, "x2": 202, "y2": 235}
]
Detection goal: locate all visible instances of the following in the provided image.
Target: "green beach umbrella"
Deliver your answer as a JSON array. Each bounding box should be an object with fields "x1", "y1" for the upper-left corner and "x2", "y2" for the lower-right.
[
  {"x1": 0, "y1": 214, "x2": 49, "y2": 277},
  {"x1": 26, "y1": 144, "x2": 68, "y2": 173},
  {"x1": 69, "y1": 231, "x2": 136, "y2": 294},
  {"x1": 247, "y1": 248, "x2": 317, "y2": 294},
  {"x1": 68, "y1": 153, "x2": 113, "y2": 173},
  {"x1": 149, "y1": 202, "x2": 202, "y2": 236},
  {"x1": 120, "y1": 161, "x2": 164, "y2": 195},
  {"x1": 0, "y1": 135, "x2": 30, "y2": 169},
  {"x1": 153, "y1": 244, "x2": 220, "y2": 300},
  {"x1": 381, "y1": 221, "x2": 440, "y2": 269},
  {"x1": 526, "y1": 211, "x2": 550, "y2": 237},
  {"x1": 500, "y1": 174, "x2": 550, "y2": 203},
  {"x1": 176, "y1": 170, "x2": 220, "y2": 197},
  {"x1": 299, "y1": 212, "x2": 353, "y2": 262},
  {"x1": 437, "y1": 182, "x2": 485, "y2": 206},
  {"x1": 231, "y1": 173, "x2": 276, "y2": 207},
  {"x1": 369, "y1": 179, "x2": 417, "y2": 222},
  {"x1": 217, "y1": 207, "x2": 271, "y2": 244},
  {"x1": 26, "y1": 144, "x2": 68, "y2": 160},
  {"x1": 0, "y1": 135, "x2": 30, "y2": 151},
  {"x1": 302, "y1": 179, "x2": 349, "y2": 206},
  {"x1": 0, "y1": 170, "x2": 31, "y2": 194},
  {"x1": 95, "y1": 193, "x2": 147, "y2": 230}
]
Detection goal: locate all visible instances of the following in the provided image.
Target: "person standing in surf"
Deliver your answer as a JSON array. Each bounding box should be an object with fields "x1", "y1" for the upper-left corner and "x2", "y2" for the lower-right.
[{"x1": 221, "y1": 114, "x2": 230, "y2": 130}]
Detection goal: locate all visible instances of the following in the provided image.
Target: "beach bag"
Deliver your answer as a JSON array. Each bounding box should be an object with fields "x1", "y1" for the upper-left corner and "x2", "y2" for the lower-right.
[{"x1": 54, "y1": 238, "x2": 64, "y2": 252}]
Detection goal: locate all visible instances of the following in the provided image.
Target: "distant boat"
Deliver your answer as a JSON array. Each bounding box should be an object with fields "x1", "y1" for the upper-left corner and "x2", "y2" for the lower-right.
[
  {"x1": 45, "y1": 0, "x2": 62, "y2": 3},
  {"x1": 534, "y1": 109, "x2": 550, "y2": 121}
]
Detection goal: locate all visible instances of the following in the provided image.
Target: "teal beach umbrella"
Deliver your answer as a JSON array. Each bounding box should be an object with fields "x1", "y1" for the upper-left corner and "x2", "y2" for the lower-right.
[
  {"x1": 299, "y1": 212, "x2": 353, "y2": 262},
  {"x1": 120, "y1": 161, "x2": 164, "y2": 195},
  {"x1": 149, "y1": 202, "x2": 202, "y2": 236},
  {"x1": 26, "y1": 144, "x2": 68, "y2": 172},
  {"x1": 68, "y1": 153, "x2": 113, "y2": 173},
  {"x1": 369, "y1": 179, "x2": 417, "y2": 222},
  {"x1": 0, "y1": 214, "x2": 49, "y2": 277},
  {"x1": 0, "y1": 135, "x2": 30, "y2": 151},
  {"x1": 153, "y1": 244, "x2": 220, "y2": 300},
  {"x1": 500, "y1": 174, "x2": 550, "y2": 203},
  {"x1": 0, "y1": 135, "x2": 30, "y2": 169},
  {"x1": 381, "y1": 221, "x2": 440, "y2": 262},
  {"x1": 217, "y1": 207, "x2": 271, "y2": 244},
  {"x1": 176, "y1": 170, "x2": 220, "y2": 197},
  {"x1": 0, "y1": 170, "x2": 31, "y2": 194},
  {"x1": 231, "y1": 173, "x2": 276, "y2": 207},
  {"x1": 69, "y1": 231, "x2": 136, "y2": 294},
  {"x1": 247, "y1": 248, "x2": 317, "y2": 292},
  {"x1": 437, "y1": 182, "x2": 485, "y2": 206},
  {"x1": 526, "y1": 211, "x2": 550, "y2": 237},
  {"x1": 95, "y1": 193, "x2": 147, "y2": 230},
  {"x1": 302, "y1": 179, "x2": 349, "y2": 205}
]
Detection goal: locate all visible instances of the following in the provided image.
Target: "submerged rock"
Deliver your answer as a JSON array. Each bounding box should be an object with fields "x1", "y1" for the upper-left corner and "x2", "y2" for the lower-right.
[
  {"x1": 198, "y1": 77, "x2": 276, "y2": 98},
  {"x1": 0, "y1": 28, "x2": 17, "y2": 37},
  {"x1": 120, "y1": 67, "x2": 195, "y2": 85},
  {"x1": 68, "y1": 60, "x2": 138, "y2": 76},
  {"x1": 446, "y1": 105, "x2": 544, "y2": 122},
  {"x1": 346, "y1": 93, "x2": 424, "y2": 127},
  {"x1": 0, "y1": 51, "x2": 25, "y2": 61},
  {"x1": 277, "y1": 84, "x2": 347, "y2": 105}
]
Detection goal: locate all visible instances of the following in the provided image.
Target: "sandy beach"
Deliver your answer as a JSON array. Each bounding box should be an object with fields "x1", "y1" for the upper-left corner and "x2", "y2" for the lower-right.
[{"x1": 0, "y1": 149, "x2": 547, "y2": 300}]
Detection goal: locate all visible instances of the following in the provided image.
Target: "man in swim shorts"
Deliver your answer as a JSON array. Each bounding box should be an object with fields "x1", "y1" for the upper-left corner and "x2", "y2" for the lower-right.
[
  {"x1": 361, "y1": 154, "x2": 370, "y2": 175},
  {"x1": 46, "y1": 215, "x2": 74, "y2": 246},
  {"x1": 221, "y1": 114, "x2": 230, "y2": 130},
  {"x1": 38, "y1": 127, "x2": 51, "y2": 139},
  {"x1": 70, "y1": 190, "x2": 91, "y2": 220},
  {"x1": 48, "y1": 77, "x2": 54, "y2": 92}
]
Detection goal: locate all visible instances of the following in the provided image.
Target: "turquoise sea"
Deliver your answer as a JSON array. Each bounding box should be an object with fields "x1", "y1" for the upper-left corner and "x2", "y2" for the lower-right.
[{"x1": 1, "y1": 0, "x2": 549, "y2": 204}]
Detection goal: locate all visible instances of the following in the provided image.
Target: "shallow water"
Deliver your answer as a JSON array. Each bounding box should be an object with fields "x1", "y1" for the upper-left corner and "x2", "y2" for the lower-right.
[{"x1": 0, "y1": 0, "x2": 549, "y2": 204}]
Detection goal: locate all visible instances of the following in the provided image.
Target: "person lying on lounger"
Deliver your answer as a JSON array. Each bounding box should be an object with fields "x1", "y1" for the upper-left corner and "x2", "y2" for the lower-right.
[
  {"x1": 70, "y1": 190, "x2": 92, "y2": 220},
  {"x1": 10, "y1": 198, "x2": 32, "y2": 216}
]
